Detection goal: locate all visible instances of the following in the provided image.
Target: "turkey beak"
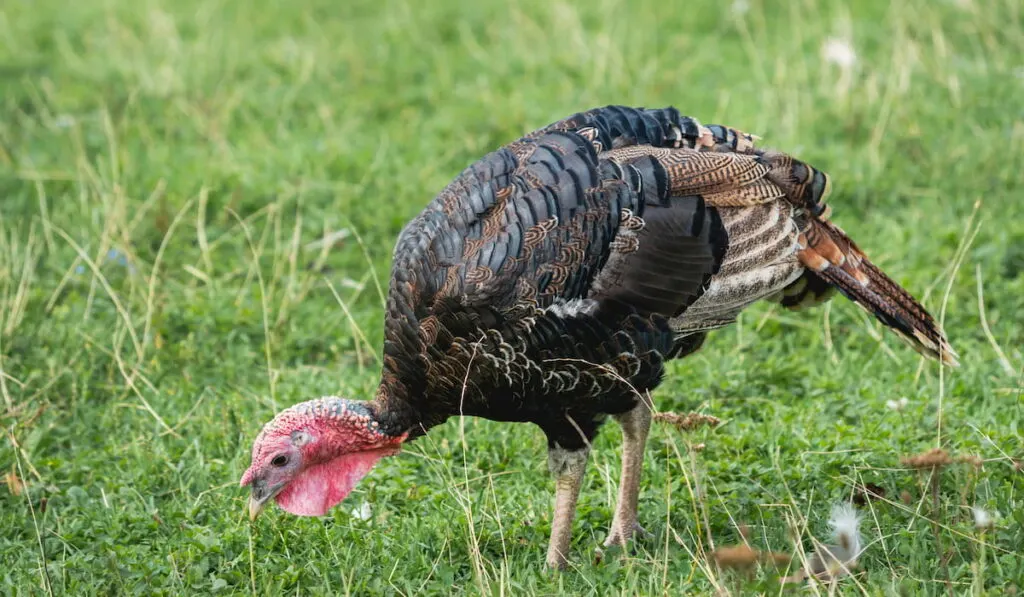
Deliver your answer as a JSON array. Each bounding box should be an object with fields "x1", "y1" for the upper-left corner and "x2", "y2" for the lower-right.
[
  {"x1": 248, "y1": 494, "x2": 266, "y2": 521},
  {"x1": 247, "y1": 479, "x2": 277, "y2": 520}
]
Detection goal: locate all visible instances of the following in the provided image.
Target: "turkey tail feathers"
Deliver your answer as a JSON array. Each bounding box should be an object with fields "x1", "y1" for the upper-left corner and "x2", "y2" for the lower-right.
[{"x1": 798, "y1": 219, "x2": 959, "y2": 367}]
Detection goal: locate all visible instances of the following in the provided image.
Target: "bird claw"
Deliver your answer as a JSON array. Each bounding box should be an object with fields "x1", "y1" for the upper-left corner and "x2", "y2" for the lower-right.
[
  {"x1": 602, "y1": 520, "x2": 651, "y2": 549},
  {"x1": 595, "y1": 522, "x2": 651, "y2": 564}
]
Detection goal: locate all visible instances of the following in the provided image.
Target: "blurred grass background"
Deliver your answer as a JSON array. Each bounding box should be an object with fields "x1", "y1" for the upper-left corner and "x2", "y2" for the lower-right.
[{"x1": 1, "y1": 0, "x2": 1022, "y2": 593}]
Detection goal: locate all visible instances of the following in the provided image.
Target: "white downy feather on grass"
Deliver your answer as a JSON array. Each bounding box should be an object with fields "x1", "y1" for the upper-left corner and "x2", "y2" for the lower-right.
[
  {"x1": 784, "y1": 502, "x2": 863, "y2": 584},
  {"x1": 829, "y1": 502, "x2": 862, "y2": 557},
  {"x1": 972, "y1": 506, "x2": 995, "y2": 530}
]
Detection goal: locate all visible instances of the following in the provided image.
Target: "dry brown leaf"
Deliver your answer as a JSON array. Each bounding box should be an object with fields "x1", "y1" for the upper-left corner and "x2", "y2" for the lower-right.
[
  {"x1": 654, "y1": 411, "x2": 721, "y2": 432},
  {"x1": 4, "y1": 471, "x2": 24, "y2": 496},
  {"x1": 901, "y1": 447, "x2": 953, "y2": 470}
]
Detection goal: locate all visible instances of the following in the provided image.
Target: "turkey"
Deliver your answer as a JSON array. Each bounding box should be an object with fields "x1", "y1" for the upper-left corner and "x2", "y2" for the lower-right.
[{"x1": 240, "y1": 105, "x2": 957, "y2": 569}]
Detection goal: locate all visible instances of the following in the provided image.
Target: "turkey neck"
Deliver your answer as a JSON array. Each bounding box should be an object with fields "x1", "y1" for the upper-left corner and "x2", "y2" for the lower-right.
[{"x1": 368, "y1": 384, "x2": 442, "y2": 441}]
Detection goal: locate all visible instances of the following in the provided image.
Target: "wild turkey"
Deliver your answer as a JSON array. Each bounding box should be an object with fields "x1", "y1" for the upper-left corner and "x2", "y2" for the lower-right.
[{"x1": 240, "y1": 106, "x2": 956, "y2": 569}]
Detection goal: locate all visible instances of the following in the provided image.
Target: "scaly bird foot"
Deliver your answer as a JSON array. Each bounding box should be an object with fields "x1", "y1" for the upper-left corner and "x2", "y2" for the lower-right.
[
  {"x1": 602, "y1": 520, "x2": 652, "y2": 549},
  {"x1": 594, "y1": 521, "x2": 652, "y2": 564}
]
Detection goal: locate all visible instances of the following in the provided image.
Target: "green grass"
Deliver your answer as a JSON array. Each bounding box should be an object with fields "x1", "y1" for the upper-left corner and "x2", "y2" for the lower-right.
[{"x1": 1, "y1": 0, "x2": 1022, "y2": 593}]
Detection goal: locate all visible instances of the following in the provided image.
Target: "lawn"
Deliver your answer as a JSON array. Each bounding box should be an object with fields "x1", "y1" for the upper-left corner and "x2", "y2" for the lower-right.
[{"x1": 1, "y1": 0, "x2": 1022, "y2": 593}]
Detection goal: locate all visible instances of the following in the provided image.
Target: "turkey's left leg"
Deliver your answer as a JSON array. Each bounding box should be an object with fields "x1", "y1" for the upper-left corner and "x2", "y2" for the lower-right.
[
  {"x1": 604, "y1": 399, "x2": 653, "y2": 547},
  {"x1": 546, "y1": 444, "x2": 591, "y2": 570}
]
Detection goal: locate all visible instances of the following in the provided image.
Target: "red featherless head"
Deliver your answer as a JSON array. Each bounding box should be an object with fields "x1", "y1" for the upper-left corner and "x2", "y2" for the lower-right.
[{"x1": 240, "y1": 397, "x2": 405, "y2": 520}]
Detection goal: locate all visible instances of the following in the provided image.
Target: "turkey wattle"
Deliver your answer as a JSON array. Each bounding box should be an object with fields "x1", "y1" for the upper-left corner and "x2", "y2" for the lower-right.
[{"x1": 240, "y1": 106, "x2": 957, "y2": 569}]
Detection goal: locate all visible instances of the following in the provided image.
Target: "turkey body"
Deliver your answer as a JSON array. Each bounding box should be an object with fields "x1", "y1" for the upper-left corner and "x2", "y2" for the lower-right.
[
  {"x1": 359, "y1": 105, "x2": 955, "y2": 567},
  {"x1": 372, "y1": 106, "x2": 951, "y2": 443}
]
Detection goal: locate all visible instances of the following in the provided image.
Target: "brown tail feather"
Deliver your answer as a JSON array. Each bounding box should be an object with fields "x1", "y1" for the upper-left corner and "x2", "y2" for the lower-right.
[{"x1": 797, "y1": 219, "x2": 959, "y2": 367}]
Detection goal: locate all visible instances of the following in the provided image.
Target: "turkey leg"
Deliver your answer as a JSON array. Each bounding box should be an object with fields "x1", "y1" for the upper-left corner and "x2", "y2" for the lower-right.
[
  {"x1": 545, "y1": 445, "x2": 590, "y2": 569},
  {"x1": 604, "y1": 399, "x2": 653, "y2": 548}
]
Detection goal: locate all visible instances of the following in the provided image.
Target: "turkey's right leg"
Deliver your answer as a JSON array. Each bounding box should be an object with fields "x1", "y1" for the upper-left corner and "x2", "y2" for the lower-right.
[
  {"x1": 604, "y1": 399, "x2": 653, "y2": 548},
  {"x1": 546, "y1": 444, "x2": 590, "y2": 570}
]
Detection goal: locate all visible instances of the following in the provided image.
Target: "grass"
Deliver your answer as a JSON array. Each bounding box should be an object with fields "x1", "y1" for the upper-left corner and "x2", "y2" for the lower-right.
[{"x1": 1, "y1": 0, "x2": 1022, "y2": 593}]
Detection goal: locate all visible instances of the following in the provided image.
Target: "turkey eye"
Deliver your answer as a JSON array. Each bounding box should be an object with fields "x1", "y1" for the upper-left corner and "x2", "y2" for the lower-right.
[{"x1": 271, "y1": 455, "x2": 288, "y2": 467}]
